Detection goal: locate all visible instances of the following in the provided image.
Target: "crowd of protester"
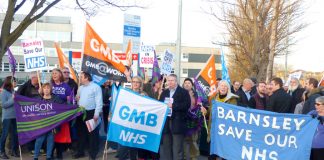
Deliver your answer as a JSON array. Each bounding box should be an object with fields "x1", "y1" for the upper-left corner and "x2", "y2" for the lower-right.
[{"x1": 0, "y1": 68, "x2": 323, "y2": 160}]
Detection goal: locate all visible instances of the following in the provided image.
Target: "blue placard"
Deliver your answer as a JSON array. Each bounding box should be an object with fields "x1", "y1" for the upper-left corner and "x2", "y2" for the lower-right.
[
  {"x1": 124, "y1": 25, "x2": 141, "y2": 37},
  {"x1": 210, "y1": 101, "x2": 319, "y2": 160}
]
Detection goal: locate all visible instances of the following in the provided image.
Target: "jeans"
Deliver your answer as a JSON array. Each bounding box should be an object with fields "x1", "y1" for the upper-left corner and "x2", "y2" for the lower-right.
[
  {"x1": 0, "y1": 119, "x2": 18, "y2": 153},
  {"x1": 34, "y1": 131, "x2": 54, "y2": 158}
]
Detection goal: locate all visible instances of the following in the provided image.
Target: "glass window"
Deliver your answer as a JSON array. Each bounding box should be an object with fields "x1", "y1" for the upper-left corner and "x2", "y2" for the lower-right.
[{"x1": 3, "y1": 63, "x2": 10, "y2": 72}]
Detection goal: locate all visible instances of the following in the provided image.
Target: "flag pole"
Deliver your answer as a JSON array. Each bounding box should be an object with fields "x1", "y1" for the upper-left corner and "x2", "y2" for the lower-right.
[
  {"x1": 37, "y1": 70, "x2": 42, "y2": 88},
  {"x1": 19, "y1": 145, "x2": 22, "y2": 160},
  {"x1": 102, "y1": 140, "x2": 108, "y2": 160},
  {"x1": 158, "y1": 75, "x2": 166, "y2": 100}
]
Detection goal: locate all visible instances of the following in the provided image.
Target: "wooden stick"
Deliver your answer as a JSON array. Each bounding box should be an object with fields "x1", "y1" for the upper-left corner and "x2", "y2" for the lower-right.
[
  {"x1": 158, "y1": 75, "x2": 166, "y2": 100},
  {"x1": 102, "y1": 140, "x2": 108, "y2": 160},
  {"x1": 203, "y1": 114, "x2": 208, "y2": 135},
  {"x1": 36, "y1": 70, "x2": 42, "y2": 88},
  {"x1": 19, "y1": 145, "x2": 22, "y2": 160}
]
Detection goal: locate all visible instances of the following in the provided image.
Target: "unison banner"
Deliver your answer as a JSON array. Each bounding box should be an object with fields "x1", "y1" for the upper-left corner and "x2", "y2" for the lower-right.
[
  {"x1": 107, "y1": 87, "x2": 168, "y2": 152},
  {"x1": 14, "y1": 95, "x2": 83, "y2": 145},
  {"x1": 211, "y1": 101, "x2": 319, "y2": 160}
]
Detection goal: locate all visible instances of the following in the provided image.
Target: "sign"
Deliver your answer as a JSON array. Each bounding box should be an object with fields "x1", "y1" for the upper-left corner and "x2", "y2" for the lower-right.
[
  {"x1": 161, "y1": 50, "x2": 174, "y2": 75},
  {"x1": 69, "y1": 51, "x2": 82, "y2": 73},
  {"x1": 139, "y1": 45, "x2": 155, "y2": 68},
  {"x1": 123, "y1": 14, "x2": 141, "y2": 53},
  {"x1": 14, "y1": 95, "x2": 83, "y2": 145},
  {"x1": 211, "y1": 101, "x2": 319, "y2": 160},
  {"x1": 107, "y1": 87, "x2": 168, "y2": 152},
  {"x1": 21, "y1": 38, "x2": 47, "y2": 72},
  {"x1": 285, "y1": 71, "x2": 303, "y2": 86}
]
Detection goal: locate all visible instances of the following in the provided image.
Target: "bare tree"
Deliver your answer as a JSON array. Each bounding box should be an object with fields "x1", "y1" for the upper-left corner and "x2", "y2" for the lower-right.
[
  {"x1": 0, "y1": 0, "x2": 143, "y2": 64},
  {"x1": 207, "y1": 0, "x2": 305, "y2": 82}
]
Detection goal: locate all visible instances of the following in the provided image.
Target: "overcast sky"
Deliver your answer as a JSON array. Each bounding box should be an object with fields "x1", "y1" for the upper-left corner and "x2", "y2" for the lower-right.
[{"x1": 1, "y1": 0, "x2": 323, "y2": 72}]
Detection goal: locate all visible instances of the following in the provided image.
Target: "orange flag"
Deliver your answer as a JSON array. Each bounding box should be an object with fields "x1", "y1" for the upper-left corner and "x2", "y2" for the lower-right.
[
  {"x1": 319, "y1": 73, "x2": 324, "y2": 87},
  {"x1": 55, "y1": 43, "x2": 78, "y2": 83},
  {"x1": 125, "y1": 39, "x2": 133, "y2": 67},
  {"x1": 83, "y1": 22, "x2": 126, "y2": 73},
  {"x1": 195, "y1": 54, "x2": 217, "y2": 98}
]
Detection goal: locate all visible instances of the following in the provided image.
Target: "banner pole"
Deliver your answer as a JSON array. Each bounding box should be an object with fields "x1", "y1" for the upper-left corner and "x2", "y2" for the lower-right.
[
  {"x1": 36, "y1": 70, "x2": 42, "y2": 88},
  {"x1": 158, "y1": 75, "x2": 166, "y2": 100},
  {"x1": 102, "y1": 140, "x2": 108, "y2": 160},
  {"x1": 19, "y1": 145, "x2": 22, "y2": 160},
  {"x1": 203, "y1": 114, "x2": 208, "y2": 135}
]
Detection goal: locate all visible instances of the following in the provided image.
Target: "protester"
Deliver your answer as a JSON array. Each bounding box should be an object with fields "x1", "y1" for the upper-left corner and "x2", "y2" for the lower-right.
[
  {"x1": 287, "y1": 78, "x2": 305, "y2": 113},
  {"x1": 266, "y1": 83, "x2": 273, "y2": 96},
  {"x1": 17, "y1": 71, "x2": 40, "y2": 98},
  {"x1": 16, "y1": 72, "x2": 42, "y2": 155},
  {"x1": 159, "y1": 74, "x2": 191, "y2": 160},
  {"x1": 61, "y1": 67, "x2": 78, "y2": 98},
  {"x1": 267, "y1": 77, "x2": 292, "y2": 113},
  {"x1": 208, "y1": 80, "x2": 238, "y2": 160},
  {"x1": 119, "y1": 76, "x2": 147, "y2": 160},
  {"x1": 248, "y1": 81, "x2": 268, "y2": 110},
  {"x1": 308, "y1": 96, "x2": 324, "y2": 160},
  {"x1": 182, "y1": 78, "x2": 203, "y2": 160},
  {"x1": 231, "y1": 80, "x2": 241, "y2": 94},
  {"x1": 0, "y1": 76, "x2": 19, "y2": 159},
  {"x1": 34, "y1": 83, "x2": 63, "y2": 160},
  {"x1": 74, "y1": 72, "x2": 102, "y2": 160},
  {"x1": 236, "y1": 78, "x2": 253, "y2": 107},
  {"x1": 50, "y1": 68, "x2": 72, "y2": 159},
  {"x1": 302, "y1": 78, "x2": 322, "y2": 114}
]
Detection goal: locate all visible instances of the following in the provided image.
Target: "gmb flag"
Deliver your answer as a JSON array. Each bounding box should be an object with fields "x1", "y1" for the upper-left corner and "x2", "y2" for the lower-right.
[
  {"x1": 14, "y1": 95, "x2": 83, "y2": 145},
  {"x1": 211, "y1": 101, "x2": 318, "y2": 160},
  {"x1": 195, "y1": 54, "x2": 217, "y2": 98},
  {"x1": 107, "y1": 87, "x2": 168, "y2": 153},
  {"x1": 82, "y1": 22, "x2": 127, "y2": 85}
]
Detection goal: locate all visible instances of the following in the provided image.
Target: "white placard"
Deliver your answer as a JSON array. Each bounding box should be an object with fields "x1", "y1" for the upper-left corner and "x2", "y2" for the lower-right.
[
  {"x1": 139, "y1": 45, "x2": 155, "y2": 68},
  {"x1": 21, "y1": 38, "x2": 47, "y2": 72},
  {"x1": 161, "y1": 50, "x2": 174, "y2": 75}
]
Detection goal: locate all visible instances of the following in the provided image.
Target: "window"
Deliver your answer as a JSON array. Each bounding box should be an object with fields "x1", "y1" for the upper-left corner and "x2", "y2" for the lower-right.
[
  {"x1": 3, "y1": 63, "x2": 10, "y2": 72},
  {"x1": 19, "y1": 63, "x2": 25, "y2": 72},
  {"x1": 182, "y1": 68, "x2": 188, "y2": 74}
]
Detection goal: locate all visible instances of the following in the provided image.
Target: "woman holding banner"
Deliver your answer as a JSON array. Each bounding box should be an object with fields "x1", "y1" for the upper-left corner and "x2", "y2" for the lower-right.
[
  {"x1": 50, "y1": 68, "x2": 72, "y2": 160},
  {"x1": 117, "y1": 76, "x2": 147, "y2": 160},
  {"x1": 34, "y1": 83, "x2": 63, "y2": 160},
  {"x1": 207, "y1": 80, "x2": 239, "y2": 160},
  {"x1": 182, "y1": 78, "x2": 203, "y2": 160},
  {"x1": 0, "y1": 76, "x2": 19, "y2": 159},
  {"x1": 309, "y1": 96, "x2": 324, "y2": 160}
]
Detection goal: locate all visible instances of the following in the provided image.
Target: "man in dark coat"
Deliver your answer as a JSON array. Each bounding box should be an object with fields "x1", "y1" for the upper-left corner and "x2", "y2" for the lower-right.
[
  {"x1": 159, "y1": 74, "x2": 191, "y2": 160},
  {"x1": 236, "y1": 78, "x2": 254, "y2": 107},
  {"x1": 287, "y1": 77, "x2": 305, "y2": 113},
  {"x1": 248, "y1": 82, "x2": 268, "y2": 110},
  {"x1": 302, "y1": 78, "x2": 322, "y2": 114},
  {"x1": 267, "y1": 77, "x2": 292, "y2": 113}
]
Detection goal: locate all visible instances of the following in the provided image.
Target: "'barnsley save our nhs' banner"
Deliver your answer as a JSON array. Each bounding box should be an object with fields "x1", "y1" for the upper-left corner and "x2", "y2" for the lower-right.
[
  {"x1": 14, "y1": 95, "x2": 83, "y2": 145},
  {"x1": 211, "y1": 101, "x2": 319, "y2": 160},
  {"x1": 107, "y1": 87, "x2": 168, "y2": 152}
]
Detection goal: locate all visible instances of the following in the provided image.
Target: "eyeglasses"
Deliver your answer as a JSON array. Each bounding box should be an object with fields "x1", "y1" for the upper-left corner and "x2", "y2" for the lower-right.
[
  {"x1": 132, "y1": 81, "x2": 141, "y2": 84},
  {"x1": 315, "y1": 103, "x2": 324, "y2": 106}
]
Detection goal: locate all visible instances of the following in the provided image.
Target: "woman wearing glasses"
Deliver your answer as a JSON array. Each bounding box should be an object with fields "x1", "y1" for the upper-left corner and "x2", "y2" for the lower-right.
[{"x1": 308, "y1": 96, "x2": 324, "y2": 160}]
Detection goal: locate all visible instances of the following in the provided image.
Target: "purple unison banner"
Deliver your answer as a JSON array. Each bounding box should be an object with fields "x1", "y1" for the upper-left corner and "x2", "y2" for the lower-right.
[{"x1": 14, "y1": 95, "x2": 83, "y2": 145}]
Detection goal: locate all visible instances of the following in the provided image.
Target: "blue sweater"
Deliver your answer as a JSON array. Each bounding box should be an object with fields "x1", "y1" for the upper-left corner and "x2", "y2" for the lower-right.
[
  {"x1": 1, "y1": 89, "x2": 16, "y2": 121},
  {"x1": 308, "y1": 110, "x2": 324, "y2": 148}
]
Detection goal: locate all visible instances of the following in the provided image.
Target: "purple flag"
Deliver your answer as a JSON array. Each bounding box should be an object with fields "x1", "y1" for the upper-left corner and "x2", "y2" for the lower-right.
[
  {"x1": 14, "y1": 95, "x2": 83, "y2": 145},
  {"x1": 194, "y1": 78, "x2": 208, "y2": 104},
  {"x1": 137, "y1": 59, "x2": 145, "y2": 79},
  {"x1": 151, "y1": 51, "x2": 161, "y2": 84},
  {"x1": 7, "y1": 48, "x2": 16, "y2": 76}
]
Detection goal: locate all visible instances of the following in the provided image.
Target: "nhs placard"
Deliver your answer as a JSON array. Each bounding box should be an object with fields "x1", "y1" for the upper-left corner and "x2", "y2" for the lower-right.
[
  {"x1": 21, "y1": 38, "x2": 47, "y2": 72},
  {"x1": 107, "y1": 87, "x2": 168, "y2": 152}
]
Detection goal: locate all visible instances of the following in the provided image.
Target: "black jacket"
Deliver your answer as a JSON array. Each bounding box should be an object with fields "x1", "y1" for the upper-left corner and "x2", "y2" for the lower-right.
[
  {"x1": 67, "y1": 78, "x2": 78, "y2": 95},
  {"x1": 287, "y1": 87, "x2": 305, "y2": 113},
  {"x1": 236, "y1": 88, "x2": 251, "y2": 107},
  {"x1": 267, "y1": 88, "x2": 292, "y2": 113},
  {"x1": 302, "y1": 88, "x2": 323, "y2": 114},
  {"x1": 159, "y1": 86, "x2": 191, "y2": 134},
  {"x1": 17, "y1": 80, "x2": 40, "y2": 98}
]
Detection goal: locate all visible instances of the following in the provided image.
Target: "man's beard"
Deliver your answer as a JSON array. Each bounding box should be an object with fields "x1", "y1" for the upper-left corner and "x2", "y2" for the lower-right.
[{"x1": 288, "y1": 85, "x2": 298, "y2": 92}]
